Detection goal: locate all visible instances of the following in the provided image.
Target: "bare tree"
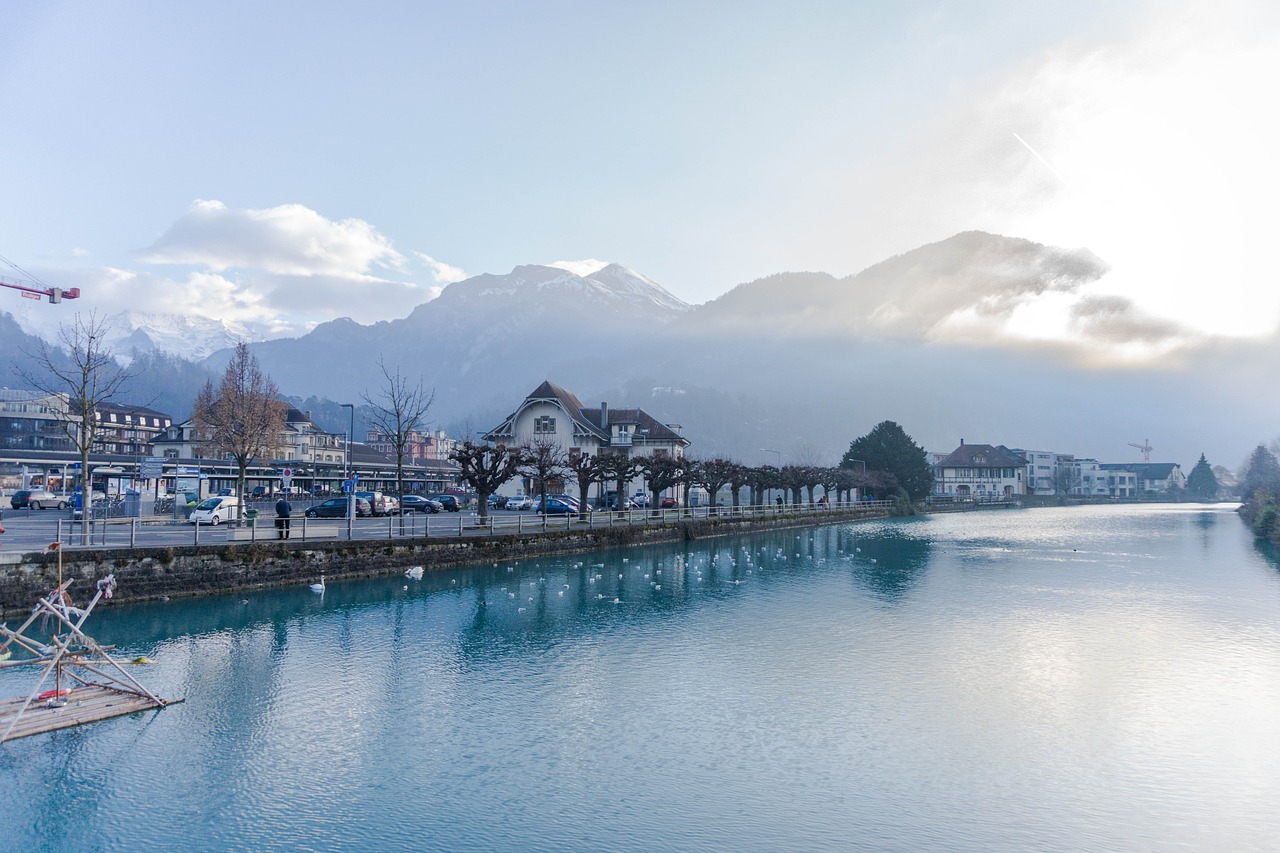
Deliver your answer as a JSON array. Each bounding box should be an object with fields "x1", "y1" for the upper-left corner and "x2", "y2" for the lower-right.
[
  {"x1": 567, "y1": 450, "x2": 604, "y2": 520},
  {"x1": 190, "y1": 342, "x2": 286, "y2": 524},
  {"x1": 20, "y1": 312, "x2": 137, "y2": 544},
  {"x1": 362, "y1": 358, "x2": 435, "y2": 528},
  {"x1": 694, "y1": 458, "x2": 739, "y2": 512},
  {"x1": 727, "y1": 462, "x2": 749, "y2": 508},
  {"x1": 597, "y1": 452, "x2": 641, "y2": 511},
  {"x1": 638, "y1": 453, "x2": 685, "y2": 513},
  {"x1": 521, "y1": 439, "x2": 568, "y2": 511},
  {"x1": 449, "y1": 441, "x2": 525, "y2": 521}
]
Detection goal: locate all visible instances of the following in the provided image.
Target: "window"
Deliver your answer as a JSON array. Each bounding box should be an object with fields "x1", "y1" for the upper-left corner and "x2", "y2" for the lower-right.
[{"x1": 534, "y1": 416, "x2": 556, "y2": 434}]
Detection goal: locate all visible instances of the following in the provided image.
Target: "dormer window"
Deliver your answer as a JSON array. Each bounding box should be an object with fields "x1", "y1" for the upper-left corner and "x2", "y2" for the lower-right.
[{"x1": 535, "y1": 416, "x2": 556, "y2": 434}]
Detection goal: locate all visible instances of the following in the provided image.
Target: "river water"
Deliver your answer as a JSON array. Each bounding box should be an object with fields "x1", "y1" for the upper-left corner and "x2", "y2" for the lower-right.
[{"x1": 2, "y1": 504, "x2": 1279, "y2": 851}]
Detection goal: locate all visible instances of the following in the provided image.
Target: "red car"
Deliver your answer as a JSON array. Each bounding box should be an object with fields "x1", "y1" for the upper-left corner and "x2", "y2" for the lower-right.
[{"x1": 661, "y1": 496, "x2": 679, "y2": 508}]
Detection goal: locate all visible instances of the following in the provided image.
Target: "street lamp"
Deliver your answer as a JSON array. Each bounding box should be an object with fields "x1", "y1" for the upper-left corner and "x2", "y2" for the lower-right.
[
  {"x1": 341, "y1": 403, "x2": 354, "y2": 537},
  {"x1": 760, "y1": 448, "x2": 780, "y2": 506},
  {"x1": 846, "y1": 458, "x2": 867, "y2": 503}
]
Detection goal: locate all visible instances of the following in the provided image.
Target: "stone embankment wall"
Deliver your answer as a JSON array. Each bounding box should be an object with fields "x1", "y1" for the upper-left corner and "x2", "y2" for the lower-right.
[{"x1": 0, "y1": 509, "x2": 883, "y2": 616}]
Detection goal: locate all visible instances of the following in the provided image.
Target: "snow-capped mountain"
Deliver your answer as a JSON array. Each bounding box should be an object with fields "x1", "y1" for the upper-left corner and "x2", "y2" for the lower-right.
[{"x1": 104, "y1": 311, "x2": 259, "y2": 361}]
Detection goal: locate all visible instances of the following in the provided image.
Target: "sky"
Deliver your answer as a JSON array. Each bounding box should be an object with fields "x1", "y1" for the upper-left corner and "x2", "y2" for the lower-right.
[{"x1": 2, "y1": 0, "x2": 1279, "y2": 353}]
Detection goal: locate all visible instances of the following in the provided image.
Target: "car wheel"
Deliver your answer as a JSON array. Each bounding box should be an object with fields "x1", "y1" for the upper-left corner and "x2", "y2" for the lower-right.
[
  {"x1": 32, "y1": 501, "x2": 42, "y2": 510},
  {"x1": 56, "y1": 501, "x2": 66, "y2": 510},
  {"x1": 211, "y1": 515, "x2": 221, "y2": 526},
  {"x1": 305, "y1": 510, "x2": 316, "y2": 518}
]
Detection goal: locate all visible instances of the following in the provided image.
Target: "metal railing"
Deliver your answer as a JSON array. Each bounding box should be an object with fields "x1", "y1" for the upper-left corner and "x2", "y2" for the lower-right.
[{"x1": 22, "y1": 499, "x2": 899, "y2": 551}]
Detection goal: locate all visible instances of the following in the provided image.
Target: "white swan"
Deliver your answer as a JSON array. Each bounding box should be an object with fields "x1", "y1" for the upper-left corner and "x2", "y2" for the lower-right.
[
  {"x1": 405, "y1": 566, "x2": 424, "y2": 580},
  {"x1": 310, "y1": 575, "x2": 326, "y2": 593}
]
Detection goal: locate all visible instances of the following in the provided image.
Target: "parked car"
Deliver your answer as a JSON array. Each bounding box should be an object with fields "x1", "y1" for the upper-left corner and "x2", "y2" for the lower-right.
[
  {"x1": 431, "y1": 494, "x2": 463, "y2": 512},
  {"x1": 660, "y1": 496, "x2": 678, "y2": 508},
  {"x1": 536, "y1": 496, "x2": 578, "y2": 515},
  {"x1": 188, "y1": 495, "x2": 241, "y2": 525},
  {"x1": 250, "y1": 486, "x2": 268, "y2": 500},
  {"x1": 11, "y1": 489, "x2": 65, "y2": 510},
  {"x1": 504, "y1": 495, "x2": 533, "y2": 512},
  {"x1": 488, "y1": 494, "x2": 511, "y2": 509},
  {"x1": 355, "y1": 491, "x2": 399, "y2": 516},
  {"x1": 632, "y1": 491, "x2": 651, "y2": 507},
  {"x1": 304, "y1": 497, "x2": 372, "y2": 518},
  {"x1": 400, "y1": 495, "x2": 442, "y2": 514},
  {"x1": 549, "y1": 494, "x2": 588, "y2": 513}
]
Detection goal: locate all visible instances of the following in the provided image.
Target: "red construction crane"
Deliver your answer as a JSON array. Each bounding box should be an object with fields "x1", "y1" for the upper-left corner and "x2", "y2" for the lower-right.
[
  {"x1": 0, "y1": 254, "x2": 79, "y2": 304},
  {"x1": 0, "y1": 273, "x2": 80, "y2": 304},
  {"x1": 1128, "y1": 439, "x2": 1152, "y2": 463}
]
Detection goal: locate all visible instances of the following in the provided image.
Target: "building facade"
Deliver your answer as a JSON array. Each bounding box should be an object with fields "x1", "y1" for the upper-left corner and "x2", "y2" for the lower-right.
[
  {"x1": 932, "y1": 441, "x2": 1027, "y2": 499},
  {"x1": 485, "y1": 380, "x2": 690, "y2": 499}
]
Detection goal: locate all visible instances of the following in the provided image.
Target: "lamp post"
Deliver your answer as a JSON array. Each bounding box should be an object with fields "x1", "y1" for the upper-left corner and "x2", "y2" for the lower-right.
[
  {"x1": 846, "y1": 457, "x2": 867, "y2": 502},
  {"x1": 760, "y1": 448, "x2": 780, "y2": 505},
  {"x1": 341, "y1": 403, "x2": 354, "y2": 538}
]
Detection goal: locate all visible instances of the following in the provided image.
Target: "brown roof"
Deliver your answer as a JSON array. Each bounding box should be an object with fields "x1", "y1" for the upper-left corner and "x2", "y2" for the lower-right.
[{"x1": 935, "y1": 443, "x2": 1026, "y2": 469}]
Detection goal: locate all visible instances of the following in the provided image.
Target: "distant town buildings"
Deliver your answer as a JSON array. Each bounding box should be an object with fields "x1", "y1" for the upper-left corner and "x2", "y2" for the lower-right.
[{"x1": 932, "y1": 440, "x2": 1186, "y2": 499}]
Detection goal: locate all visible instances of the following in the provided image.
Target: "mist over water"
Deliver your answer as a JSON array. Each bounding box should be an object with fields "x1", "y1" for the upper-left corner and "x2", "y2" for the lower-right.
[{"x1": 3, "y1": 504, "x2": 1279, "y2": 851}]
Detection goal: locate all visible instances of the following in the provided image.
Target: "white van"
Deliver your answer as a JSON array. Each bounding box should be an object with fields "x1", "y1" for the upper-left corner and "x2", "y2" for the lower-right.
[{"x1": 188, "y1": 495, "x2": 241, "y2": 525}]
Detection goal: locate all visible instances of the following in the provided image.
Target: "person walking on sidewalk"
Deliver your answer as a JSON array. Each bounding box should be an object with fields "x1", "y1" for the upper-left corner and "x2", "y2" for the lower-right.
[{"x1": 275, "y1": 495, "x2": 292, "y2": 540}]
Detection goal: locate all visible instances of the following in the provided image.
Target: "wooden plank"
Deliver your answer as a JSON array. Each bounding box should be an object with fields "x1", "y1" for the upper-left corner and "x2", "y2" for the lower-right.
[{"x1": 0, "y1": 684, "x2": 183, "y2": 742}]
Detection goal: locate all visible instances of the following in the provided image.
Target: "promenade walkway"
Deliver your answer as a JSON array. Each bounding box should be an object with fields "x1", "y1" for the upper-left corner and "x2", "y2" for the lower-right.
[{"x1": 0, "y1": 500, "x2": 899, "y2": 557}]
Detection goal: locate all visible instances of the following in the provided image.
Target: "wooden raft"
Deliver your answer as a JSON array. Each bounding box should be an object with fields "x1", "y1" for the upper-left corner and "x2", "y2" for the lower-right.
[
  {"x1": 0, "y1": 684, "x2": 183, "y2": 742},
  {"x1": 2, "y1": 562, "x2": 181, "y2": 744}
]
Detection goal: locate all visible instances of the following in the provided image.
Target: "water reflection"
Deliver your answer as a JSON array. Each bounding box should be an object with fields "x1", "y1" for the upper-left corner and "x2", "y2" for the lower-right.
[{"x1": 844, "y1": 526, "x2": 934, "y2": 601}]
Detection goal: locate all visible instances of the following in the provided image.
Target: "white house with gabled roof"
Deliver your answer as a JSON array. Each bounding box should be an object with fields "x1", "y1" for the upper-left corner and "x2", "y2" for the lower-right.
[{"x1": 485, "y1": 380, "x2": 690, "y2": 499}]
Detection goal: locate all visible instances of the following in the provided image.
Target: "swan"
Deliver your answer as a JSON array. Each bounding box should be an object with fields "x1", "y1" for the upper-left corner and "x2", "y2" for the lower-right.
[
  {"x1": 310, "y1": 575, "x2": 326, "y2": 593},
  {"x1": 405, "y1": 566, "x2": 424, "y2": 580}
]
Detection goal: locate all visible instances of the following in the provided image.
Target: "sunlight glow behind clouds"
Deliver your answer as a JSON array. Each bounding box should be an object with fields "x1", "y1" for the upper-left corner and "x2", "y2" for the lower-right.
[{"x1": 834, "y1": 0, "x2": 1280, "y2": 350}]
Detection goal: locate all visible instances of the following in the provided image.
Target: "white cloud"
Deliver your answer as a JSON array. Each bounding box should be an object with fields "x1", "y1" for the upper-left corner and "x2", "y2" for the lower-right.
[
  {"x1": 141, "y1": 199, "x2": 404, "y2": 277},
  {"x1": 825, "y1": 0, "x2": 1280, "y2": 350},
  {"x1": 14, "y1": 202, "x2": 456, "y2": 343},
  {"x1": 547, "y1": 258, "x2": 610, "y2": 277},
  {"x1": 414, "y1": 252, "x2": 467, "y2": 284}
]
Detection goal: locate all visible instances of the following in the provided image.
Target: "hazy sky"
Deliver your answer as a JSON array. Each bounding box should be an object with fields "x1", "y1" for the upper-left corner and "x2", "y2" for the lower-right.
[{"x1": 3, "y1": 0, "x2": 1278, "y2": 347}]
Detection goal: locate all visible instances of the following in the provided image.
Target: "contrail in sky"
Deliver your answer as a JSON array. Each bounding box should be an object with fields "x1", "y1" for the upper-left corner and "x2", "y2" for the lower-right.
[{"x1": 1013, "y1": 132, "x2": 1069, "y2": 186}]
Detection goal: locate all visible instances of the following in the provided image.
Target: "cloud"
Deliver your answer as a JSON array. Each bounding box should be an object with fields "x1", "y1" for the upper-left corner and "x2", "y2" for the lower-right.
[
  {"x1": 826, "y1": 0, "x2": 1280, "y2": 348},
  {"x1": 547, "y1": 258, "x2": 611, "y2": 277},
  {"x1": 141, "y1": 199, "x2": 404, "y2": 277},
  {"x1": 415, "y1": 252, "x2": 467, "y2": 284},
  {"x1": 1068, "y1": 295, "x2": 1189, "y2": 345}
]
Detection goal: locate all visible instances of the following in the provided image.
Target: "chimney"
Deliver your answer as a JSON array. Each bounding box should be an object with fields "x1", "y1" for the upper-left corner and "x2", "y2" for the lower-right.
[
  {"x1": 601, "y1": 402, "x2": 608, "y2": 430},
  {"x1": 960, "y1": 438, "x2": 964, "y2": 446},
  {"x1": 305, "y1": 410, "x2": 312, "y2": 422}
]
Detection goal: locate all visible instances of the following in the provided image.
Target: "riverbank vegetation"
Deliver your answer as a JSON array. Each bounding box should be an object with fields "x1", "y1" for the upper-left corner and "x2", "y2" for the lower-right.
[{"x1": 1239, "y1": 444, "x2": 1280, "y2": 542}]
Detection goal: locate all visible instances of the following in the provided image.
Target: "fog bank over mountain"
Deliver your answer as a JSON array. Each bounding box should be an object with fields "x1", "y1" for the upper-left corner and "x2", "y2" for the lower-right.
[{"x1": 209, "y1": 231, "x2": 1275, "y2": 469}]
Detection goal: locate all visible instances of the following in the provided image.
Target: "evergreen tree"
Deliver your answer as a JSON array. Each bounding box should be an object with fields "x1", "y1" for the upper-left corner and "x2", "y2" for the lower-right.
[
  {"x1": 1185, "y1": 454, "x2": 1219, "y2": 500},
  {"x1": 1242, "y1": 445, "x2": 1280, "y2": 504},
  {"x1": 840, "y1": 420, "x2": 933, "y2": 502}
]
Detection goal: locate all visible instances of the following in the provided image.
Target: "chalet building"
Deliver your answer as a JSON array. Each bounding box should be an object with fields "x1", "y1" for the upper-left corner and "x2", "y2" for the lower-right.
[
  {"x1": 932, "y1": 441, "x2": 1026, "y2": 499},
  {"x1": 91, "y1": 402, "x2": 173, "y2": 456},
  {"x1": 485, "y1": 380, "x2": 690, "y2": 500}
]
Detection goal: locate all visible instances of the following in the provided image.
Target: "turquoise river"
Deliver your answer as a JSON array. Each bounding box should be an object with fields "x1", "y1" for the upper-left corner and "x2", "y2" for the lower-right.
[{"x1": 3, "y1": 503, "x2": 1280, "y2": 851}]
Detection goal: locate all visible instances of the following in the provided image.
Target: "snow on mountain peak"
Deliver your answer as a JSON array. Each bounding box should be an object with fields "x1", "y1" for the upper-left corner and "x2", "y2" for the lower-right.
[{"x1": 104, "y1": 311, "x2": 260, "y2": 361}]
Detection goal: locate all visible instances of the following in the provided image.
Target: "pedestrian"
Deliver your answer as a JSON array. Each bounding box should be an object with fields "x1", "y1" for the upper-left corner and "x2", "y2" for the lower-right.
[
  {"x1": 275, "y1": 495, "x2": 292, "y2": 540},
  {"x1": 775, "y1": 495, "x2": 783, "y2": 511}
]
